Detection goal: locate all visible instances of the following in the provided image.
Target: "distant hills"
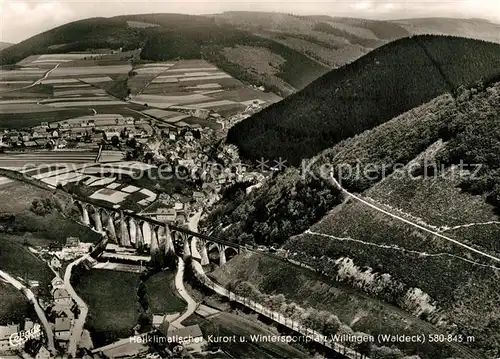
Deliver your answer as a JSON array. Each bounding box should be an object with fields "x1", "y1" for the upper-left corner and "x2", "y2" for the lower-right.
[
  {"x1": 0, "y1": 42, "x2": 13, "y2": 51},
  {"x1": 1, "y1": 13, "x2": 499, "y2": 97},
  {"x1": 0, "y1": 14, "x2": 329, "y2": 97},
  {"x1": 227, "y1": 35, "x2": 500, "y2": 165},
  {"x1": 213, "y1": 12, "x2": 500, "y2": 68},
  {"x1": 393, "y1": 17, "x2": 500, "y2": 44}
]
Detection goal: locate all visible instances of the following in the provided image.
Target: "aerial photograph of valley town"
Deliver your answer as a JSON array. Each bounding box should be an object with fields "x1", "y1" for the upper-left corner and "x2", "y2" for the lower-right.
[{"x1": 0, "y1": 1, "x2": 499, "y2": 359}]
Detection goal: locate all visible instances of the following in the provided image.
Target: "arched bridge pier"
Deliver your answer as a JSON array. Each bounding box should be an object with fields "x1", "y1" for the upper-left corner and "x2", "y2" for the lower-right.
[{"x1": 72, "y1": 199, "x2": 241, "y2": 266}]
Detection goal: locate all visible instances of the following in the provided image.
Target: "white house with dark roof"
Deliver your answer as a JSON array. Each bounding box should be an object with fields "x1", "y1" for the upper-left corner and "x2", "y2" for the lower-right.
[
  {"x1": 152, "y1": 314, "x2": 166, "y2": 328},
  {"x1": 52, "y1": 303, "x2": 75, "y2": 320},
  {"x1": 54, "y1": 317, "x2": 71, "y2": 341},
  {"x1": 50, "y1": 254, "x2": 62, "y2": 269},
  {"x1": 35, "y1": 344, "x2": 51, "y2": 359},
  {"x1": 51, "y1": 277, "x2": 65, "y2": 292}
]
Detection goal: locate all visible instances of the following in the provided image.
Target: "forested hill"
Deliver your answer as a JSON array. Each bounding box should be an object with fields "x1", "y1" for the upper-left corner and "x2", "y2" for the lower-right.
[{"x1": 227, "y1": 35, "x2": 500, "y2": 166}]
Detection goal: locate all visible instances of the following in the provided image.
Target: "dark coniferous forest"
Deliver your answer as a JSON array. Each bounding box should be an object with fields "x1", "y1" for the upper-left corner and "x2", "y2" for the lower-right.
[{"x1": 227, "y1": 35, "x2": 500, "y2": 165}]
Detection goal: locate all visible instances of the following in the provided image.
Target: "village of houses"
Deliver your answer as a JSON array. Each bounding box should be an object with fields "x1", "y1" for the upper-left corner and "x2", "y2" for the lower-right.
[{"x1": 0, "y1": 101, "x2": 267, "y2": 230}]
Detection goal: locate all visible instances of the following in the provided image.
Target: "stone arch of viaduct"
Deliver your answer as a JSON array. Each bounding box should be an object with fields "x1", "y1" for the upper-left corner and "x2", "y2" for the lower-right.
[{"x1": 72, "y1": 199, "x2": 240, "y2": 266}]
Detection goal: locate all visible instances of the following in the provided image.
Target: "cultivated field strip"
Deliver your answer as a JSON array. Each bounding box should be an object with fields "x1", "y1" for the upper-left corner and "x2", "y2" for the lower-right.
[
  {"x1": 0, "y1": 152, "x2": 98, "y2": 169},
  {"x1": 0, "y1": 176, "x2": 13, "y2": 186},
  {"x1": 128, "y1": 59, "x2": 281, "y2": 116},
  {"x1": 48, "y1": 65, "x2": 132, "y2": 77}
]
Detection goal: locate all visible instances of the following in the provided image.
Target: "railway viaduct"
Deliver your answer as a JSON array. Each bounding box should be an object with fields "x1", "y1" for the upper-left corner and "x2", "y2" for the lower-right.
[{"x1": 73, "y1": 198, "x2": 239, "y2": 266}]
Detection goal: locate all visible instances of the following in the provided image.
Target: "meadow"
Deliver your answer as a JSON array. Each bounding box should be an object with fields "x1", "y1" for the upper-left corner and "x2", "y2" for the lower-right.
[
  {"x1": 74, "y1": 269, "x2": 141, "y2": 347},
  {"x1": 144, "y1": 271, "x2": 186, "y2": 314},
  {"x1": 210, "y1": 252, "x2": 471, "y2": 359},
  {"x1": 0, "y1": 281, "x2": 31, "y2": 325},
  {"x1": 48, "y1": 64, "x2": 132, "y2": 77},
  {"x1": 0, "y1": 179, "x2": 101, "y2": 243},
  {"x1": 0, "y1": 234, "x2": 55, "y2": 297}
]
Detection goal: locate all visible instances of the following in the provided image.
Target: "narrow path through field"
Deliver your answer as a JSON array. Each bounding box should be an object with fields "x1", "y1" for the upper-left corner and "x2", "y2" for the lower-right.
[
  {"x1": 64, "y1": 254, "x2": 90, "y2": 358},
  {"x1": 1, "y1": 63, "x2": 60, "y2": 93},
  {"x1": 364, "y1": 195, "x2": 500, "y2": 234},
  {"x1": 34, "y1": 63, "x2": 60, "y2": 86},
  {"x1": 0, "y1": 269, "x2": 56, "y2": 353},
  {"x1": 329, "y1": 175, "x2": 500, "y2": 264}
]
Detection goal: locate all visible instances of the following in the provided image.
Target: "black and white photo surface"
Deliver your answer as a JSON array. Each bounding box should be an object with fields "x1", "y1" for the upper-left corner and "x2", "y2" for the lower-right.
[{"x1": 0, "y1": 1, "x2": 499, "y2": 359}]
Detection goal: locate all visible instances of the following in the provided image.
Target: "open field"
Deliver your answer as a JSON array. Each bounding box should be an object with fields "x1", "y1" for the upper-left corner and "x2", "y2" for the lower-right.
[
  {"x1": 128, "y1": 63, "x2": 174, "y2": 94},
  {"x1": 46, "y1": 65, "x2": 132, "y2": 78},
  {"x1": 0, "y1": 234, "x2": 54, "y2": 296},
  {"x1": 74, "y1": 269, "x2": 141, "y2": 347},
  {"x1": 0, "y1": 151, "x2": 99, "y2": 169},
  {"x1": 52, "y1": 87, "x2": 108, "y2": 97},
  {"x1": 0, "y1": 281, "x2": 31, "y2": 325},
  {"x1": 64, "y1": 173, "x2": 159, "y2": 210},
  {"x1": 13, "y1": 159, "x2": 160, "y2": 210},
  {"x1": 0, "y1": 180, "x2": 52, "y2": 212},
  {"x1": 46, "y1": 100, "x2": 126, "y2": 107},
  {"x1": 0, "y1": 180, "x2": 101, "y2": 243},
  {"x1": 1, "y1": 55, "x2": 277, "y2": 134},
  {"x1": 283, "y1": 196, "x2": 500, "y2": 358},
  {"x1": 0, "y1": 175, "x2": 14, "y2": 186},
  {"x1": 130, "y1": 59, "x2": 281, "y2": 116},
  {"x1": 0, "y1": 107, "x2": 93, "y2": 129},
  {"x1": 0, "y1": 69, "x2": 45, "y2": 80},
  {"x1": 366, "y1": 166, "x2": 500, "y2": 253},
  {"x1": 0, "y1": 84, "x2": 53, "y2": 98},
  {"x1": 145, "y1": 271, "x2": 186, "y2": 314},
  {"x1": 18, "y1": 53, "x2": 99, "y2": 66}
]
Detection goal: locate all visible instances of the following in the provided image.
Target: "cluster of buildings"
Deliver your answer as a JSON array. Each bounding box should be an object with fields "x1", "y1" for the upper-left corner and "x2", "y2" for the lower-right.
[
  {"x1": 50, "y1": 278, "x2": 75, "y2": 346},
  {"x1": 150, "y1": 193, "x2": 192, "y2": 224},
  {"x1": 0, "y1": 126, "x2": 67, "y2": 149},
  {"x1": 0, "y1": 275, "x2": 79, "y2": 359},
  {"x1": 0, "y1": 115, "x2": 153, "y2": 150},
  {"x1": 37, "y1": 237, "x2": 92, "y2": 265},
  {"x1": 101, "y1": 243, "x2": 150, "y2": 265},
  {"x1": 143, "y1": 116, "x2": 266, "y2": 221},
  {"x1": 0, "y1": 319, "x2": 50, "y2": 359}
]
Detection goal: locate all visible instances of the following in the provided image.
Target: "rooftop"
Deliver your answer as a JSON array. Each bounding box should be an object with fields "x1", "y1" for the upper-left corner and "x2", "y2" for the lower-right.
[
  {"x1": 167, "y1": 324, "x2": 203, "y2": 339},
  {"x1": 152, "y1": 314, "x2": 165, "y2": 326},
  {"x1": 55, "y1": 317, "x2": 71, "y2": 332},
  {"x1": 53, "y1": 288, "x2": 71, "y2": 299}
]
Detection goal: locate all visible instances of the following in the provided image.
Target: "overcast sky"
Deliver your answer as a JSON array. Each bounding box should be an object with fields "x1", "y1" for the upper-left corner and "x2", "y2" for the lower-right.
[{"x1": 1, "y1": 0, "x2": 499, "y2": 43}]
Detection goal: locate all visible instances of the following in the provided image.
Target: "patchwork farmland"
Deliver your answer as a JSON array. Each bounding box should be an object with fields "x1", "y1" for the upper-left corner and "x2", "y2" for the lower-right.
[{"x1": 129, "y1": 59, "x2": 281, "y2": 117}]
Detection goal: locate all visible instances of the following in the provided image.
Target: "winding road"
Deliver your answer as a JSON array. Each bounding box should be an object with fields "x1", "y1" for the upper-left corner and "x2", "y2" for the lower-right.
[
  {"x1": 64, "y1": 254, "x2": 91, "y2": 358},
  {"x1": 170, "y1": 211, "x2": 203, "y2": 328},
  {"x1": 0, "y1": 269, "x2": 56, "y2": 353},
  {"x1": 171, "y1": 257, "x2": 198, "y2": 328}
]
